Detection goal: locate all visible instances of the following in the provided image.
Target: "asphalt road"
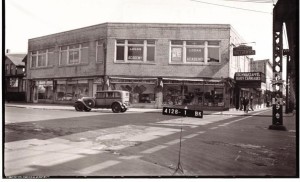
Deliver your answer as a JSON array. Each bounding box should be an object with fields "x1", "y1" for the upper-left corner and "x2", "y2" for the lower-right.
[{"x1": 4, "y1": 106, "x2": 297, "y2": 177}]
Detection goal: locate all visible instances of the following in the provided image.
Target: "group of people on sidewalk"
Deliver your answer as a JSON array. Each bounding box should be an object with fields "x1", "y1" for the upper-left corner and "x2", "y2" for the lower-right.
[{"x1": 240, "y1": 94, "x2": 254, "y2": 113}]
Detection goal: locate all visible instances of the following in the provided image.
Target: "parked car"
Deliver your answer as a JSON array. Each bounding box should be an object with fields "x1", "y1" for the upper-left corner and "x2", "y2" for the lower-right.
[{"x1": 74, "y1": 90, "x2": 130, "y2": 113}]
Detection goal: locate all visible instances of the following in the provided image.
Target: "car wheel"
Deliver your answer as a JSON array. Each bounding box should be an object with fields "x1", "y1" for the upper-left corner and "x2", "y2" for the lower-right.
[
  {"x1": 75, "y1": 103, "x2": 84, "y2": 111},
  {"x1": 121, "y1": 108, "x2": 127, "y2": 113},
  {"x1": 84, "y1": 107, "x2": 91, "y2": 112},
  {"x1": 112, "y1": 103, "x2": 121, "y2": 113}
]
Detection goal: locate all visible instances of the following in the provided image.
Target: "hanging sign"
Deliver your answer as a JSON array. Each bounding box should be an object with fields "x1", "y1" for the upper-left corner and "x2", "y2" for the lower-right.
[{"x1": 233, "y1": 45, "x2": 255, "y2": 56}]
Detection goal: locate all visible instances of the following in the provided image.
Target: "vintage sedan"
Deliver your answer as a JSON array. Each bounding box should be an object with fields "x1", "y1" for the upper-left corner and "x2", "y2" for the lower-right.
[{"x1": 74, "y1": 90, "x2": 130, "y2": 113}]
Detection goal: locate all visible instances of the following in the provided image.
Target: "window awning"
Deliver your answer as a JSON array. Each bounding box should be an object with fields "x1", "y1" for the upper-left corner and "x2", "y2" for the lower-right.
[
  {"x1": 110, "y1": 77, "x2": 157, "y2": 84},
  {"x1": 162, "y1": 78, "x2": 224, "y2": 85}
]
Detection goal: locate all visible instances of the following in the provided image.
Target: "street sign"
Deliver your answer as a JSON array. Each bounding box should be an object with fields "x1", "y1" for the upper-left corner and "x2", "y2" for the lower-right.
[
  {"x1": 233, "y1": 49, "x2": 256, "y2": 56},
  {"x1": 162, "y1": 107, "x2": 203, "y2": 118}
]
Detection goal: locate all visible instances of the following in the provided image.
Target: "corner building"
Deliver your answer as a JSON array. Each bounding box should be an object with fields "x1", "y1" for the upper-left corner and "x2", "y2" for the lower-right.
[{"x1": 26, "y1": 23, "x2": 251, "y2": 110}]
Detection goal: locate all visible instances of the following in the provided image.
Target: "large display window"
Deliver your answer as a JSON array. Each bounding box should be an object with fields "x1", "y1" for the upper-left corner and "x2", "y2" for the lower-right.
[
  {"x1": 162, "y1": 81, "x2": 224, "y2": 107},
  {"x1": 56, "y1": 80, "x2": 89, "y2": 101},
  {"x1": 37, "y1": 81, "x2": 53, "y2": 100},
  {"x1": 114, "y1": 83, "x2": 156, "y2": 104}
]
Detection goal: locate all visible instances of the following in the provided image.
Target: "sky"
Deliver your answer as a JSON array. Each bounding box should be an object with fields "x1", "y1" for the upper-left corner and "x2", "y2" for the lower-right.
[{"x1": 4, "y1": 0, "x2": 281, "y2": 61}]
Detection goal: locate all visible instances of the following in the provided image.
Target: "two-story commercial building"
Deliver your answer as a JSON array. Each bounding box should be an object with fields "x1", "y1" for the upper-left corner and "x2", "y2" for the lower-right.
[{"x1": 26, "y1": 22, "x2": 254, "y2": 110}]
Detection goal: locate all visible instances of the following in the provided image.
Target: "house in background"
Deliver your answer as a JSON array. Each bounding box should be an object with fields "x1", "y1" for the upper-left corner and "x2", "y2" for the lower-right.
[{"x1": 5, "y1": 52, "x2": 27, "y2": 102}]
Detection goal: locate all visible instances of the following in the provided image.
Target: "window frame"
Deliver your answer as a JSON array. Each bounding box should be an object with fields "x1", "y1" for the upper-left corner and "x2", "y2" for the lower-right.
[
  {"x1": 59, "y1": 43, "x2": 89, "y2": 66},
  {"x1": 169, "y1": 40, "x2": 221, "y2": 64},
  {"x1": 115, "y1": 39, "x2": 156, "y2": 63},
  {"x1": 30, "y1": 49, "x2": 54, "y2": 68},
  {"x1": 6, "y1": 64, "x2": 9, "y2": 74}
]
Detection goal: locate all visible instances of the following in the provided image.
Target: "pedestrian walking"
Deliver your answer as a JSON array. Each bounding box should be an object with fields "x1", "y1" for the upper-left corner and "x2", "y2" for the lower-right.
[
  {"x1": 249, "y1": 94, "x2": 254, "y2": 111},
  {"x1": 243, "y1": 96, "x2": 249, "y2": 113},
  {"x1": 240, "y1": 96, "x2": 244, "y2": 111}
]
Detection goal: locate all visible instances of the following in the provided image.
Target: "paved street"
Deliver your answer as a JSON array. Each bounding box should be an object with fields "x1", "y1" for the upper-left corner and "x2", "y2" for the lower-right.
[{"x1": 4, "y1": 104, "x2": 297, "y2": 177}]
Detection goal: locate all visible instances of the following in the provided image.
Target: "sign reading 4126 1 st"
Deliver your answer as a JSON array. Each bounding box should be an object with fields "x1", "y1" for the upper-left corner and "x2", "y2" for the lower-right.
[{"x1": 162, "y1": 107, "x2": 203, "y2": 118}]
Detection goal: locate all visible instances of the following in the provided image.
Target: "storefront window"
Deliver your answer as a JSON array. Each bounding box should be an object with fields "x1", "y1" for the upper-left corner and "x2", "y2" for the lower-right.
[
  {"x1": 37, "y1": 81, "x2": 53, "y2": 100},
  {"x1": 56, "y1": 81, "x2": 66, "y2": 101},
  {"x1": 56, "y1": 80, "x2": 89, "y2": 101},
  {"x1": 114, "y1": 83, "x2": 155, "y2": 104},
  {"x1": 203, "y1": 86, "x2": 224, "y2": 106},
  {"x1": 163, "y1": 85, "x2": 183, "y2": 105},
  {"x1": 162, "y1": 81, "x2": 224, "y2": 107}
]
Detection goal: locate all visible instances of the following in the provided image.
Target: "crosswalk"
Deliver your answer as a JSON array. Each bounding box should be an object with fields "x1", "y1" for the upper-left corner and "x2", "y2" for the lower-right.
[{"x1": 4, "y1": 110, "x2": 269, "y2": 176}]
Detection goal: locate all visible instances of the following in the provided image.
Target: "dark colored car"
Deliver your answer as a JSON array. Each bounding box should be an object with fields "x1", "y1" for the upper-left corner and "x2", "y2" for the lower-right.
[{"x1": 74, "y1": 90, "x2": 130, "y2": 113}]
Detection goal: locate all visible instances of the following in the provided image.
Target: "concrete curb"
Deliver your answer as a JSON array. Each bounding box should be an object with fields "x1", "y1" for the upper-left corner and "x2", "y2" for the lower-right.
[{"x1": 5, "y1": 103, "x2": 272, "y2": 116}]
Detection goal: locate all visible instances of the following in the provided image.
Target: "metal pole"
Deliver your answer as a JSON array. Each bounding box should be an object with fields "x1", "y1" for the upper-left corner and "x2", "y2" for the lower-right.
[{"x1": 269, "y1": 7, "x2": 286, "y2": 130}]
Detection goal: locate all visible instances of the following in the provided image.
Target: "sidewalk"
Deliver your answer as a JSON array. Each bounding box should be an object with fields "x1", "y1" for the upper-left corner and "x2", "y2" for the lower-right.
[{"x1": 5, "y1": 102, "x2": 272, "y2": 115}]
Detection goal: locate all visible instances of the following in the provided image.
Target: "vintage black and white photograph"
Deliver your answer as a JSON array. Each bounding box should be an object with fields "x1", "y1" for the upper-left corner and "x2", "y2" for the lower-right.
[{"x1": 3, "y1": 0, "x2": 299, "y2": 179}]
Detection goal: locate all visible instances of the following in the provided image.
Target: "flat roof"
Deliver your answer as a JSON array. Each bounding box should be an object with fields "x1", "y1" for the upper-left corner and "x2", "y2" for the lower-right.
[{"x1": 29, "y1": 22, "x2": 232, "y2": 41}]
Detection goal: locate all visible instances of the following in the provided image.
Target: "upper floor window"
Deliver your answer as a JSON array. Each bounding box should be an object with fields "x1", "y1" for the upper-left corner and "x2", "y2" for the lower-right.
[
  {"x1": 59, "y1": 43, "x2": 89, "y2": 66},
  {"x1": 30, "y1": 48, "x2": 54, "y2": 68},
  {"x1": 10, "y1": 64, "x2": 14, "y2": 75},
  {"x1": 6, "y1": 64, "x2": 9, "y2": 74},
  {"x1": 115, "y1": 39, "x2": 155, "y2": 63},
  {"x1": 170, "y1": 40, "x2": 220, "y2": 64}
]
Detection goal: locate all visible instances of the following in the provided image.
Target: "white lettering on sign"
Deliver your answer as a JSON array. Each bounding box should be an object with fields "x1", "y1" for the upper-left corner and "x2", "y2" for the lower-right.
[
  {"x1": 195, "y1": 111, "x2": 202, "y2": 117},
  {"x1": 164, "y1": 108, "x2": 179, "y2": 115},
  {"x1": 128, "y1": 56, "x2": 142, "y2": 60},
  {"x1": 129, "y1": 47, "x2": 142, "y2": 51}
]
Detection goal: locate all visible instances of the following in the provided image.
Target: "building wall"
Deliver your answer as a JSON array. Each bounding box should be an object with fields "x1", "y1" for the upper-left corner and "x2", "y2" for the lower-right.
[
  {"x1": 27, "y1": 25, "x2": 107, "y2": 80},
  {"x1": 106, "y1": 23, "x2": 231, "y2": 79},
  {"x1": 25, "y1": 23, "x2": 249, "y2": 109},
  {"x1": 251, "y1": 59, "x2": 273, "y2": 91},
  {"x1": 229, "y1": 27, "x2": 251, "y2": 78}
]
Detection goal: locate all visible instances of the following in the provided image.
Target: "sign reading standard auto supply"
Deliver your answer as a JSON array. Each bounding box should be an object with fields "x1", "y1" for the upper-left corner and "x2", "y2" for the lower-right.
[{"x1": 233, "y1": 45, "x2": 256, "y2": 56}]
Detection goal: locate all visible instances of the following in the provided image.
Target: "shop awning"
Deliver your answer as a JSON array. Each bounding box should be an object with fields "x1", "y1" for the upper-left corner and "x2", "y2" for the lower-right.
[
  {"x1": 162, "y1": 78, "x2": 224, "y2": 85},
  {"x1": 110, "y1": 77, "x2": 157, "y2": 84}
]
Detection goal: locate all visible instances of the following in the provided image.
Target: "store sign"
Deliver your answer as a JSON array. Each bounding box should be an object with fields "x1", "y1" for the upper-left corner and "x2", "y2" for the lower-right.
[
  {"x1": 234, "y1": 72, "x2": 265, "y2": 82},
  {"x1": 128, "y1": 46, "x2": 143, "y2": 60},
  {"x1": 186, "y1": 48, "x2": 204, "y2": 62},
  {"x1": 233, "y1": 45, "x2": 255, "y2": 56},
  {"x1": 171, "y1": 48, "x2": 182, "y2": 61},
  {"x1": 162, "y1": 107, "x2": 203, "y2": 118}
]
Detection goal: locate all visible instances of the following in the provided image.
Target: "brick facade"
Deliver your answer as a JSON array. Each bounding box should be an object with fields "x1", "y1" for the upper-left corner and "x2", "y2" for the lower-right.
[{"x1": 26, "y1": 22, "x2": 250, "y2": 110}]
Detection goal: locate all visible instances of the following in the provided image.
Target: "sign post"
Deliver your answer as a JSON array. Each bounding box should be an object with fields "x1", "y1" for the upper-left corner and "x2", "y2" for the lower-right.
[
  {"x1": 163, "y1": 106, "x2": 203, "y2": 175},
  {"x1": 162, "y1": 107, "x2": 203, "y2": 118}
]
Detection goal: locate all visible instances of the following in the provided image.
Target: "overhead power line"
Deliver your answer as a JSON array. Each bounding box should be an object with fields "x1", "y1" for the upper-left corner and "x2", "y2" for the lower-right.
[
  {"x1": 190, "y1": 0, "x2": 272, "y2": 14},
  {"x1": 217, "y1": 0, "x2": 274, "y2": 3}
]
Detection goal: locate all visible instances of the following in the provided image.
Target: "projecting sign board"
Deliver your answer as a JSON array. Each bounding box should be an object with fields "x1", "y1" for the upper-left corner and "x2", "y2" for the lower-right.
[
  {"x1": 162, "y1": 107, "x2": 203, "y2": 118},
  {"x1": 233, "y1": 49, "x2": 256, "y2": 56},
  {"x1": 233, "y1": 45, "x2": 255, "y2": 56}
]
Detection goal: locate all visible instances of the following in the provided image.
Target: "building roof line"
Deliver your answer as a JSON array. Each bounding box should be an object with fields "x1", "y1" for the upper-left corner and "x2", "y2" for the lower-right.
[{"x1": 28, "y1": 22, "x2": 231, "y2": 42}]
